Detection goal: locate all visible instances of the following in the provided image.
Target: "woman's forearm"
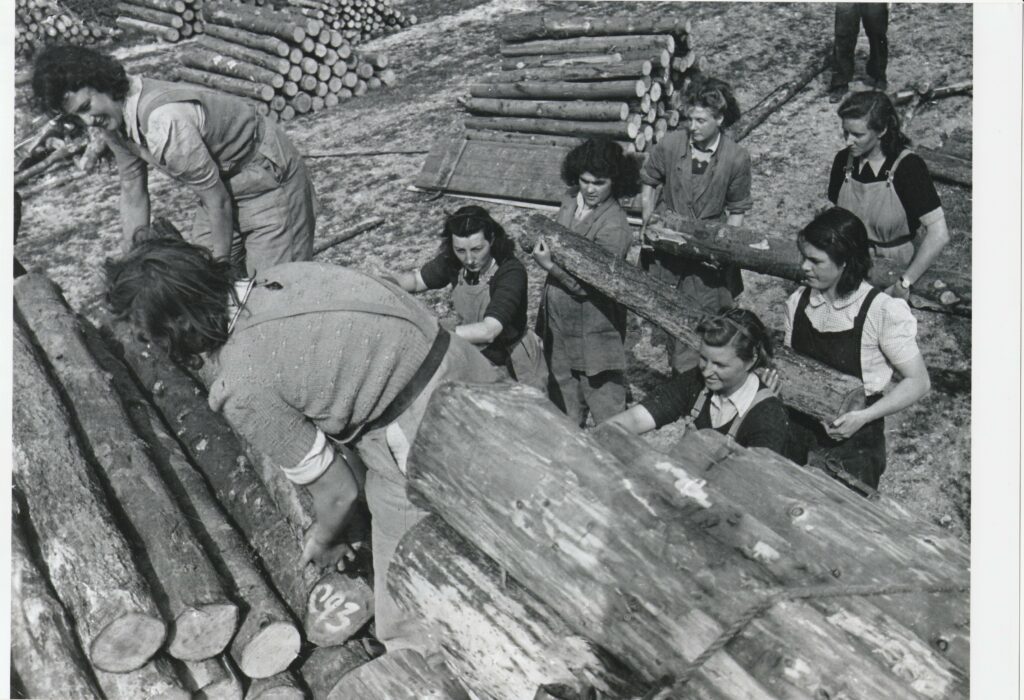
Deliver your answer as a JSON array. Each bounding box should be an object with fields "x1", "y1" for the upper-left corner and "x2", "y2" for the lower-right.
[
  {"x1": 903, "y1": 217, "x2": 950, "y2": 284},
  {"x1": 120, "y1": 173, "x2": 151, "y2": 253},
  {"x1": 198, "y1": 183, "x2": 235, "y2": 260},
  {"x1": 455, "y1": 317, "x2": 504, "y2": 344},
  {"x1": 859, "y1": 371, "x2": 930, "y2": 423}
]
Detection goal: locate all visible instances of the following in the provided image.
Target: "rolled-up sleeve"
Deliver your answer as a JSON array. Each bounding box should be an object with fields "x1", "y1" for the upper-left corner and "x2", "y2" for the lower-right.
[
  {"x1": 484, "y1": 259, "x2": 527, "y2": 329},
  {"x1": 724, "y1": 149, "x2": 753, "y2": 214}
]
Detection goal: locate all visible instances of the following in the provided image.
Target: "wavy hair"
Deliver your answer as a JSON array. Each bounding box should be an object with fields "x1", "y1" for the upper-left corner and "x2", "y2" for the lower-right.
[
  {"x1": 797, "y1": 207, "x2": 873, "y2": 297},
  {"x1": 437, "y1": 205, "x2": 515, "y2": 270},
  {"x1": 837, "y1": 90, "x2": 912, "y2": 159},
  {"x1": 560, "y1": 138, "x2": 641, "y2": 199},
  {"x1": 697, "y1": 307, "x2": 774, "y2": 370},
  {"x1": 684, "y1": 76, "x2": 742, "y2": 128},
  {"x1": 32, "y1": 45, "x2": 130, "y2": 115}
]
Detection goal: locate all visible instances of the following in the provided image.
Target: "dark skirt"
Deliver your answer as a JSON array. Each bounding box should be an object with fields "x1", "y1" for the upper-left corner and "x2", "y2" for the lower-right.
[{"x1": 786, "y1": 401, "x2": 886, "y2": 492}]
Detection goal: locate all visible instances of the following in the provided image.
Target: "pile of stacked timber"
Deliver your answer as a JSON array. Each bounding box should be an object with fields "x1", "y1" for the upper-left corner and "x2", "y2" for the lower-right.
[
  {"x1": 15, "y1": 0, "x2": 115, "y2": 57},
  {"x1": 116, "y1": 0, "x2": 204, "y2": 43},
  {"x1": 463, "y1": 12, "x2": 703, "y2": 154},
  {"x1": 181, "y1": 1, "x2": 396, "y2": 121},
  {"x1": 283, "y1": 0, "x2": 417, "y2": 45}
]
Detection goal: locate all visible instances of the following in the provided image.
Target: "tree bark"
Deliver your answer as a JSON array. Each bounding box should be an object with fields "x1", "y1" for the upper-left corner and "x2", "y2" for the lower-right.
[
  {"x1": 11, "y1": 496, "x2": 105, "y2": 699},
  {"x1": 463, "y1": 97, "x2": 629, "y2": 121},
  {"x1": 192, "y1": 38, "x2": 292, "y2": 78},
  {"x1": 117, "y1": 3, "x2": 184, "y2": 28},
  {"x1": 203, "y1": 23, "x2": 291, "y2": 58},
  {"x1": 502, "y1": 48, "x2": 671, "y2": 71},
  {"x1": 173, "y1": 66, "x2": 276, "y2": 102},
  {"x1": 301, "y1": 643, "x2": 372, "y2": 699},
  {"x1": 120, "y1": 0, "x2": 187, "y2": 12},
  {"x1": 244, "y1": 671, "x2": 306, "y2": 700},
  {"x1": 646, "y1": 211, "x2": 972, "y2": 314},
  {"x1": 500, "y1": 12, "x2": 689, "y2": 43},
  {"x1": 516, "y1": 213, "x2": 865, "y2": 422},
  {"x1": 479, "y1": 59, "x2": 653, "y2": 84},
  {"x1": 206, "y1": 6, "x2": 306, "y2": 43},
  {"x1": 464, "y1": 115, "x2": 637, "y2": 139},
  {"x1": 501, "y1": 34, "x2": 675, "y2": 57},
  {"x1": 471, "y1": 78, "x2": 649, "y2": 100},
  {"x1": 407, "y1": 382, "x2": 968, "y2": 698},
  {"x1": 464, "y1": 128, "x2": 633, "y2": 152},
  {"x1": 116, "y1": 16, "x2": 179, "y2": 41},
  {"x1": 93, "y1": 661, "x2": 193, "y2": 700},
  {"x1": 325, "y1": 650, "x2": 470, "y2": 700},
  {"x1": 15, "y1": 275, "x2": 239, "y2": 663},
  {"x1": 915, "y1": 147, "x2": 971, "y2": 187},
  {"x1": 12, "y1": 316, "x2": 167, "y2": 674},
  {"x1": 181, "y1": 50, "x2": 285, "y2": 89},
  {"x1": 388, "y1": 515, "x2": 647, "y2": 699},
  {"x1": 184, "y1": 656, "x2": 245, "y2": 700}
]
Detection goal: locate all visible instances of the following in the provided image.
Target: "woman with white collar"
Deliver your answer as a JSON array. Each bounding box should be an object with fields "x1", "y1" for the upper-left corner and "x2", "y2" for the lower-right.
[{"x1": 785, "y1": 207, "x2": 930, "y2": 491}]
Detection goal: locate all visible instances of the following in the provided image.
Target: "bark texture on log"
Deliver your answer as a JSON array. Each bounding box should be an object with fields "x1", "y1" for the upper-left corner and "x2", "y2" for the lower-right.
[
  {"x1": 202, "y1": 23, "x2": 292, "y2": 57},
  {"x1": 479, "y1": 60, "x2": 653, "y2": 83},
  {"x1": 501, "y1": 48, "x2": 671, "y2": 71},
  {"x1": 304, "y1": 570, "x2": 375, "y2": 647},
  {"x1": 181, "y1": 50, "x2": 285, "y2": 89},
  {"x1": 12, "y1": 315, "x2": 167, "y2": 674},
  {"x1": 15, "y1": 275, "x2": 238, "y2": 663},
  {"x1": 407, "y1": 383, "x2": 968, "y2": 699},
  {"x1": 463, "y1": 97, "x2": 629, "y2": 121},
  {"x1": 301, "y1": 643, "x2": 372, "y2": 699},
  {"x1": 500, "y1": 13, "x2": 689, "y2": 43},
  {"x1": 326, "y1": 649, "x2": 470, "y2": 700},
  {"x1": 184, "y1": 655, "x2": 245, "y2": 700},
  {"x1": 207, "y1": 6, "x2": 305, "y2": 43},
  {"x1": 470, "y1": 79, "x2": 648, "y2": 100},
  {"x1": 244, "y1": 671, "x2": 306, "y2": 700},
  {"x1": 173, "y1": 66, "x2": 276, "y2": 102},
  {"x1": 516, "y1": 213, "x2": 865, "y2": 421},
  {"x1": 915, "y1": 147, "x2": 971, "y2": 187},
  {"x1": 389, "y1": 515, "x2": 646, "y2": 700},
  {"x1": 93, "y1": 660, "x2": 193, "y2": 700},
  {"x1": 464, "y1": 115, "x2": 635, "y2": 139},
  {"x1": 500, "y1": 34, "x2": 675, "y2": 57}
]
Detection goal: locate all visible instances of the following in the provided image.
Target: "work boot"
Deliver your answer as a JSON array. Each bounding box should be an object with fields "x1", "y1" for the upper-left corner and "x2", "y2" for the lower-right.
[
  {"x1": 867, "y1": 76, "x2": 888, "y2": 91},
  {"x1": 828, "y1": 83, "x2": 848, "y2": 103}
]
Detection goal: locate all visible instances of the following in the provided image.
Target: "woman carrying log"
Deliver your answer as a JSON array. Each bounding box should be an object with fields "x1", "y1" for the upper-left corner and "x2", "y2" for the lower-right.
[
  {"x1": 395, "y1": 206, "x2": 546, "y2": 390},
  {"x1": 532, "y1": 138, "x2": 639, "y2": 426},
  {"x1": 829, "y1": 91, "x2": 950, "y2": 301},
  {"x1": 104, "y1": 238, "x2": 499, "y2": 651},
  {"x1": 32, "y1": 45, "x2": 317, "y2": 276},
  {"x1": 639, "y1": 77, "x2": 752, "y2": 373},
  {"x1": 603, "y1": 308, "x2": 789, "y2": 456},
  {"x1": 784, "y1": 207, "x2": 930, "y2": 491}
]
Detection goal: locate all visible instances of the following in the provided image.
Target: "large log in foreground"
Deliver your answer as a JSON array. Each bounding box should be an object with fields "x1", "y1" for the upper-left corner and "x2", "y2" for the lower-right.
[
  {"x1": 915, "y1": 146, "x2": 972, "y2": 187},
  {"x1": 517, "y1": 212, "x2": 864, "y2": 422},
  {"x1": 389, "y1": 515, "x2": 645, "y2": 699},
  {"x1": 15, "y1": 275, "x2": 239, "y2": 663},
  {"x1": 325, "y1": 649, "x2": 470, "y2": 700},
  {"x1": 407, "y1": 382, "x2": 969, "y2": 698},
  {"x1": 647, "y1": 210, "x2": 972, "y2": 314},
  {"x1": 12, "y1": 318, "x2": 167, "y2": 674}
]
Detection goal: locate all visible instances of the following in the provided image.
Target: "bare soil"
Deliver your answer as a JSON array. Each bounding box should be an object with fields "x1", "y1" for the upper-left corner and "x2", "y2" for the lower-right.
[{"x1": 14, "y1": 1, "x2": 972, "y2": 539}]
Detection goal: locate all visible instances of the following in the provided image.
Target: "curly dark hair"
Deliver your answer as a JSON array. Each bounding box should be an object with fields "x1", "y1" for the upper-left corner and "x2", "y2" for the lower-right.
[
  {"x1": 436, "y1": 205, "x2": 515, "y2": 271},
  {"x1": 32, "y1": 45, "x2": 130, "y2": 115},
  {"x1": 797, "y1": 207, "x2": 873, "y2": 298},
  {"x1": 105, "y1": 238, "x2": 239, "y2": 369},
  {"x1": 696, "y1": 307, "x2": 774, "y2": 370},
  {"x1": 684, "y1": 76, "x2": 742, "y2": 128},
  {"x1": 560, "y1": 138, "x2": 641, "y2": 200},
  {"x1": 837, "y1": 90, "x2": 912, "y2": 159}
]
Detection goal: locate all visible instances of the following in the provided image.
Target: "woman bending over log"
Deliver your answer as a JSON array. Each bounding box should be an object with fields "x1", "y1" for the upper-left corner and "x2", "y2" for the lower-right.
[
  {"x1": 105, "y1": 238, "x2": 499, "y2": 651},
  {"x1": 604, "y1": 308, "x2": 790, "y2": 456},
  {"x1": 639, "y1": 76, "x2": 752, "y2": 374},
  {"x1": 532, "y1": 138, "x2": 640, "y2": 426},
  {"x1": 828, "y1": 90, "x2": 950, "y2": 301},
  {"x1": 33, "y1": 45, "x2": 317, "y2": 276},
  {"x1": 395, "y1": 206, "x2": 546, "y2": 389},
  {"x1": 785, "y1": 208, "x2": 930, "y2": 492}
]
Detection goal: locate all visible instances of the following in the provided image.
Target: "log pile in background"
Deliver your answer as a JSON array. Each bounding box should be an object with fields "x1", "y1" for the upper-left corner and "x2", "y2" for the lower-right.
[
  {"x1": 15, "y1": 0, "x2": 116, "y2": 57},
  {"x1": 175, "y1": 1, "x2": 398, "y2": 121},
  {"x1": 282, "y1": 0, "x2": 417, "y2": 46},
  {"x1": 116, "y1": 0, "x2": 205, "y2": 43}
]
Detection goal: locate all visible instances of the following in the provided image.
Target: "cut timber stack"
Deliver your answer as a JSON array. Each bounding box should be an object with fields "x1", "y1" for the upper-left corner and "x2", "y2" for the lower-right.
[
  {"x1": 116, "y1": 0, "x2": 204, "y2": 43},
  {"x1": 283, "y1": 0, "x2": 417, "y2": 45},
  {"x1": 179, "y1": 1, "x2": 398, "y2": 121},
  {"x1": 15, "y1": 0, "x2": 115, "y2": 57}
]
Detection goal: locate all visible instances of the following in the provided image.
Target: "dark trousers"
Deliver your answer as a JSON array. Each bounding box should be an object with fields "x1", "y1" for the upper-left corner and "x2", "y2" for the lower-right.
[{"x1": 832, "y1": 3, "x2": 889, "y2": 87}]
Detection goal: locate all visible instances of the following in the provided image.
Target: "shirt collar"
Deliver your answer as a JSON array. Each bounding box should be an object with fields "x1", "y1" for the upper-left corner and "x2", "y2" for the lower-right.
[
  {"x1": 123, "y1": 75, "x2": 144, "y2": 144},
  {"x1": 227, "y1": 278, "x2": 256, "y2": 334},
  {"x1": 807, "y1": 281, "x2": 872, "y2": 310},
  {"x1": 710, "y1": 372, "x2": 760, "y2": 417},
  {"x1": 574, "y1": 190, "x2": 597, "y2": 220},
  {"x1": 691, "y1": 132, "x2": 721, "y2": 155}
]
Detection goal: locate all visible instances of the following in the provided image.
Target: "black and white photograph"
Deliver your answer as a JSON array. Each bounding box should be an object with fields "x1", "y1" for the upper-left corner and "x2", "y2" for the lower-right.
[{"x1": 6, "y1": 0, "x2": 1020, "y2": 698}]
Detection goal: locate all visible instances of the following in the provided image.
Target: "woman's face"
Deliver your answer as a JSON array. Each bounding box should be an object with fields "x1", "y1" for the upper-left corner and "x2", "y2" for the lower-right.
[
  {"x1": 699, "y1": 341, "x2": 754, "y2": 396},
  {"x1": 62, "y1": 86, "x2": 124, "y2": 132},
  {"x1": 686, "y1": 105, "x2": 723, "y2": 144},
  {"x1": 842, "y1": 117, "x2": 885, "y2": 159},
  {"x1": 452, "y1": 231, "x2": 493, "y2": 274},
  {"x1": 799, "y1": 240, "x2": 845, "y2": 293},
  {"x1": 578, "y1": 171, "x2": 613, "y2": 208}
]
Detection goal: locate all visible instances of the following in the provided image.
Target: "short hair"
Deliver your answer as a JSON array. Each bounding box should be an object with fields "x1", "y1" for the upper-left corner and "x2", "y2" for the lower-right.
[
  {"x1": 837, "y1": 90, "x2": 911, "y2": 159},
  {"x1": 105, "y1": 238, "x2": 238, "y2": 368},
  {"x1": 437, "y1": 205, "x2": 515, "y2": 267},
  {"x1": 697, "y1": 307, "x2": 774, "y2": 370},
  {"x1": 560, "y1": 138, "x2": 641, "y2": 199},
  {"x1": 32, "y1": 45, "x2": 130, "y2": 115},
  {"x1": 685, "y1": 76, "x2": 742, "y2": 128},
  {"x1": 797, "y1": 207, "x2": 873, "y2": 297}
]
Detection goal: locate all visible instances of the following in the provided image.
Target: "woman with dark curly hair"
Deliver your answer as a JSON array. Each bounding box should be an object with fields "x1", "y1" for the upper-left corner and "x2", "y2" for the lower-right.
[
  {"x1": 532, "y1": 138, "x2": 640, "y2": 425},
  {"x1": 32, "y1": 44, "x2": 317, "y2": 276},
  {"x1": 784, "y1": 207, "x2": 930, "y2": 491},
  {"x1": 604, "y1": 307, "x2": 789, "y2": 456},
  {"x1": 829, "y1": 91, "x2": 950, "y2": 302},
  {"x1": 639, "y1": 76, "x2": 753, "y2": 374},
  {"x1": 397, "y1": 205, "x2": 545, "y2": 388}
]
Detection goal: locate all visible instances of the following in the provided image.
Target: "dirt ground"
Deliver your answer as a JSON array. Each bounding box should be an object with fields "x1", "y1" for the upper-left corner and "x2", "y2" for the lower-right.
[{"x1": 13, "y1": 2, "x2": 972, "y2": 539}]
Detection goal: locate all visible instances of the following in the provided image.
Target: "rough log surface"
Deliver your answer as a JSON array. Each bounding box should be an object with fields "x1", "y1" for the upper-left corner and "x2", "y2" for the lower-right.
[
  {"x1": 244, "y1": 671, "x2": 307, "y2": 700},
  {"x1": 500, "y1": 34, "x2": 675, "y2": 57},
  {"x1": 183, "y1": 656, "x2": 245, "y2": 700},
  {"x1": 463, "y1": 96, "x2": 630, "y2": 121},
  {"x1": 326, "y1": 649, "x2": 470, "y2": 700},
  {"x1": 470, "y1": 79, "x2": 648, "y2": 101},
  {"x1": 500, "y1": 12, "x2": 689, "y2": 43},
  {"x1": 478, "y1": 60, "x2": 654, "y2": 83},
  {"x1": 301, "y1": 643, "x2": 372, "y2": 699},
  {"x1": 916, "y1": 146, "x2": 971, "y2": 187},
  {"x1": 464, "y1": 115, "x2": 635, "y2": 139},
  {"x1": 389, "y1": 515, "x2": 646, "y2": 699}
]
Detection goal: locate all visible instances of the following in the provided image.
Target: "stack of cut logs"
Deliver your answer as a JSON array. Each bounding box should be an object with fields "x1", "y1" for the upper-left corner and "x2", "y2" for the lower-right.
[
  {"x1": 15, "y1": 0, "x2": 115, "y2": 57},
  {"x1": 177, "y1": 2, "x2": 396, "y2": 121},
  {"x1": 116, "y1": 0, "x2": 204, "y2": 43},
  {"x1": 462, "y1": 12, "x2": 705, "y2": 153},
  {"x1": 284, "y1": 0, "x2": 418, "y2": 45}
]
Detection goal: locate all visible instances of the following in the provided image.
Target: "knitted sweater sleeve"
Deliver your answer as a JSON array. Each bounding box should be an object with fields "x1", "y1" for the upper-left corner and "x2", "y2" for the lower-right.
[{"x1": 736, "y1": 396, "x2": 790, "y2": 457}]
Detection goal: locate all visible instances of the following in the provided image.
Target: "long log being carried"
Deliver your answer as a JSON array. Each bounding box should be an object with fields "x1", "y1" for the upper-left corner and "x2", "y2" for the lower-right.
[
  {"x1": 516, "y1": 212, "x2": 864, "y2": 423},
  {"x1": 406, "y1": 382, "x2": 969, "y2": 699}
]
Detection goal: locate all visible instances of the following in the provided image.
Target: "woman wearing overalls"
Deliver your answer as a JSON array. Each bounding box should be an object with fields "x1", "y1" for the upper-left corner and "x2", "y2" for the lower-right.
[
  {"x1": 829, "y1": 91, "x2": 950, "y2": 301},
  {"x1": 532, "y1": 138, "x2": 640, "y2": 426},
  {"x1": 397, "y1": 206, "x2": 545, "y2": 390},
  {"x1": 785, "y1": 208, "x2": 930, "y2": 492},
  {"x1": 604, "y1": 308, "x2": 789, "y2": 457}
]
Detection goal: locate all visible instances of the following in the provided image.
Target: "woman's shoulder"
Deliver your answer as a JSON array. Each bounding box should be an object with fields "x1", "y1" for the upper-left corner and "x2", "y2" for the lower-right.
[
  {"x1": 890, "y1": 149, "x2": 934, "y2": 179},
  {"x1": 495, "y1": 254, "x2": 527, "y2": 278}
]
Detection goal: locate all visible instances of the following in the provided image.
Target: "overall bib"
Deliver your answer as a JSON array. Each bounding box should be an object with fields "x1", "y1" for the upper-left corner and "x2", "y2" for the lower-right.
[
  {"x1": 684, "y1": 385, "x2": 776, "y2": 444},
  {"x1": 837, "y1": 149, "x2": 915, "y2": 266},
  {"x1": 788, "y1": 287, "x2": 887, "y2": 491},
  {"x1": 450, "y1": 262, "x2": 547, "y2": 391}
]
